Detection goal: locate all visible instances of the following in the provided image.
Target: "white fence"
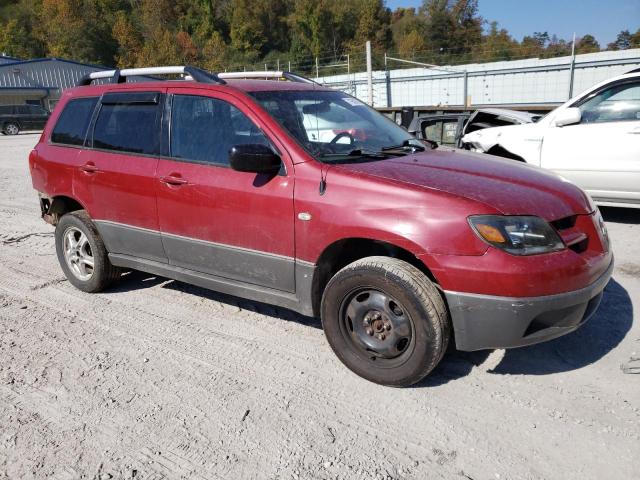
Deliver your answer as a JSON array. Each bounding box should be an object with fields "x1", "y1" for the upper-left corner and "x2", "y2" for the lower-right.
[{"x1": 317, "y1": 49, "x2": 640, "y2": 108}]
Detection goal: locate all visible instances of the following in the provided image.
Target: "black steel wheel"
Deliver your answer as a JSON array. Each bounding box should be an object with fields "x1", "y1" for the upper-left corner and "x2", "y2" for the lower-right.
[{"x1": 321, "y1": 256, "x2": 450, "y2": 386}]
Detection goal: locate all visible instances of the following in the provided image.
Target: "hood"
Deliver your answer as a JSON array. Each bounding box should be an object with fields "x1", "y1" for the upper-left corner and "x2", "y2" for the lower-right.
[
  {"x1": 336, "y1": 149, "x2": 593, "y2": 220},
  {"x1": 475, "y1": 108, "x2": 539, "y2": 124}
]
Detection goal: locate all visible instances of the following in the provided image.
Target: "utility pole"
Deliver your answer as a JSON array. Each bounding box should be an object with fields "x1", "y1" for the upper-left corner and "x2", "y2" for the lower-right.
[
  {"x1": 568, "y1": 32, "x2": 576, "y2": 99},
  {"x1": 315, "y1": 57, "x2": 319, "y2": 79},
  {"x1": 384, "y1": 52, "x2": 391, "y2": 107},
  {"x1": 366, "y1": 41, "x2": 373, "y2": 106}
]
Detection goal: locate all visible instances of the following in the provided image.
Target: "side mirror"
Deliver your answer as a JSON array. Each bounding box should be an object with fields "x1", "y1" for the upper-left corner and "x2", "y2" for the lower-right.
[
  {"x1": 229, "y1": 144, "x2": 281, "y2": 175},
  {"x1": 554, "y1": 107, "x2": 582, "y2": 127}
]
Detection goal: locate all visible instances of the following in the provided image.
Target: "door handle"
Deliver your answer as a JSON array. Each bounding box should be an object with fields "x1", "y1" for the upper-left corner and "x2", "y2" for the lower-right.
[
  {"x1": 80, "y1": 162, "x2": 99, "y2": 174},
  {"x1": 160, "y1": 175, "x2": 188, "y2": 186}
]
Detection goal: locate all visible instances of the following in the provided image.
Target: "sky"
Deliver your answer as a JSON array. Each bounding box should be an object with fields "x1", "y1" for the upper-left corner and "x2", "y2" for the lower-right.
[{"x1": 386, "y1": 0, "x2": 640, "y2": 46}]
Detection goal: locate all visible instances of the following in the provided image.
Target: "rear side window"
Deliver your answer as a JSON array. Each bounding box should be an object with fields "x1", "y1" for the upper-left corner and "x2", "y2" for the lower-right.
[
  {"x1": 0, "y1": 106, "x2": 12, "y2": 115},
  {"x1": 93, "y1": 93, "x2": 160, "y2": 155},
  {"x1": 51, "y1": 97, "x2": 98, "y2": 146}
]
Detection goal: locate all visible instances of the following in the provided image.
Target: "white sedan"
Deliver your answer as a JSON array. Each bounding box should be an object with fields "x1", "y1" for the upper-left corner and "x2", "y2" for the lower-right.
[{"x1": 462, "y1": 70, "x2": 640, "y2": 209}]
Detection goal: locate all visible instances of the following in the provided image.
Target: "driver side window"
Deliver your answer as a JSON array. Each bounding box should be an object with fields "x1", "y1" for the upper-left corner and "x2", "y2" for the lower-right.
[
  {"x1": 170, "y1": 95, "x2": 270, "y2": 166},
  {"x1": 577, "y1": 81, "x2": 640, "y2": 124}
]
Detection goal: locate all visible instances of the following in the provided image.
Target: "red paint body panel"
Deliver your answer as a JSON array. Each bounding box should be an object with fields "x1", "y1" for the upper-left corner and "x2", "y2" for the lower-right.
[
  {"x1": 30, "y1": 80, "x2": 611, "y2": 302},
  {"x1": 424, "y1": 213, "x2": 612, "y2": 297}
]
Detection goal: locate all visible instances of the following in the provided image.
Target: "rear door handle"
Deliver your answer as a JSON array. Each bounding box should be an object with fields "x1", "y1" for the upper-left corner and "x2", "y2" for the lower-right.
[
  {"x1": 80, "y1": 162, "x2": 99, "y2": 174},
  {"x1": 160, "y1": 175, "x2": 188, "y2": 186}
]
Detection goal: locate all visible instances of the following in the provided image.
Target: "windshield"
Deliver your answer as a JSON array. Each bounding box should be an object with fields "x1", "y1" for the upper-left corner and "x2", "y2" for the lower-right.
[{"x1": 249, "y1": 90, "x2": 424, "y2": 162}]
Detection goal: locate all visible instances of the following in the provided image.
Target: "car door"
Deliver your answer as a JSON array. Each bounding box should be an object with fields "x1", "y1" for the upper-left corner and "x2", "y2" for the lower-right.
[
  {"x1": 155, "y1": 88, "x2": 296, "y2": 292},
  {"x1": 15, "y1": 105, "x2": 31, "y2": 129},
  {"x1": 75, "y1": 90, "x2": 166, "y2": 263},
  {"x1": 27, "y1": 105, "x2": 49, "y2": 129},
  {"x1": 541, "y1": 79, "x2": 640, "y2": 205}
]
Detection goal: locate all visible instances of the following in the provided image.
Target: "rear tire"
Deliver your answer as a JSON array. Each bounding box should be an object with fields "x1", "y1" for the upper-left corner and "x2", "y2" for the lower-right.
[
  {"x1": 55, "y1": 211, "x2": 121, "y2": 292},
  {"x1": 321, "y1": 256, "x2": 450, "y2": 387},
  {"x1": 4, "y1": 122, "x2": 19, "y2": 135}
]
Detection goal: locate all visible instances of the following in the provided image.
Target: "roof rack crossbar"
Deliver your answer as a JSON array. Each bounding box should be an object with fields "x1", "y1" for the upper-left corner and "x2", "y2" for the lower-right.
[
  {"x1": 218, "y1": 70, "x2": 319, "y2": 85},
  {"x1": 77, "y1": 66, "x2": 226, "y2": 86}
]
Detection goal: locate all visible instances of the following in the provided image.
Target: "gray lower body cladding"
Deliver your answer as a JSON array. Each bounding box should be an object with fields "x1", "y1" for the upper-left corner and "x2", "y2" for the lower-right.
[
  {"x1": 445, "y1": 258, "x2": 614, "y2": 351},
  {"x1": 94, "y1": 220, "x2": 315, "y2": 316}
]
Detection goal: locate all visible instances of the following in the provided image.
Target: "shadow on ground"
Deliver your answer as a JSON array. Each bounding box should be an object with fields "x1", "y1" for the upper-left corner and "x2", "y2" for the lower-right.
[
  {"x1": 110, "y1": 269, "x2": 322, "y2": 329},
  {"x1": 488, "y1": 278, "x2": 633, "y2": 375},
  {"x1": 109, "y1": 272, "x2": 632, "y2": 386}
]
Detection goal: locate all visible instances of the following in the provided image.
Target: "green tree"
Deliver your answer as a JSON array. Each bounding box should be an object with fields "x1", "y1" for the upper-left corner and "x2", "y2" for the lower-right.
[
  {"x1": 608, "y1": 29, "x2": 632, "y2": 50},
  {"x1": 575, "y1": 34, "x2": 600, "y2": 54},
  {"x1": 475, "y1": 21, "x2": 519, "y2": 62}
]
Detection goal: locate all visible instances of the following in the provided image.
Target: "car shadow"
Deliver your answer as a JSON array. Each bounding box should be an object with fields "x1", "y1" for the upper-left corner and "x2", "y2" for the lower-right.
[
  {"x1": 488, "y1": 278, "x2": 632, "y2": 376},
  {"x1": 107, "y1": 270, "x2": 168, "y2": 292},
  {"x1": 410, "y1": 279, "x2": 632, "y2": 387},
  {"x1": 108, "y1": 273, "x2": 632, "y2": 385},
  {"x1": 600, "y1": 206, "x2": 640, "y2": 225},
  {"x1": 161, "y1": 277, "x2": 323, "y2": 329},
  {"x1": 108, "y1": 270, "x2": 322, "y2": 328}
]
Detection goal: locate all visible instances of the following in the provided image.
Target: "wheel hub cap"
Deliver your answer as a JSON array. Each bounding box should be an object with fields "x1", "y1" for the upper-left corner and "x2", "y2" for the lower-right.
[
  {"x1": 63, "y1": 227, "x2": 94, "y2": 281},
  {"x1": 344, "y1": 290, "x2": 412, "y2": 359}
]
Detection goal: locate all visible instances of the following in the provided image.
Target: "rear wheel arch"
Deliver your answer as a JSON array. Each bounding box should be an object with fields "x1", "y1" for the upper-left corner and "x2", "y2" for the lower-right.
[
  {"x1": 43, "y1": 195, "x2": 87, "y2": 224},
  {"x1": 310, "y1": 237, "x2": 439, "y2": 317}
]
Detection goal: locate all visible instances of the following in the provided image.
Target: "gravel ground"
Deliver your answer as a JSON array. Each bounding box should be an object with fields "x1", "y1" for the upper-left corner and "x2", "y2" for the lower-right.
[{"x1": 0, "y1": 133, "x2": 638, "y2": 480}]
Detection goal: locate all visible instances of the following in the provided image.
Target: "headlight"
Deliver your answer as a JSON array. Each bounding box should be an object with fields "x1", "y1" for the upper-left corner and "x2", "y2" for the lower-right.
[{"x1": 469, "y1": 215, "x2": 565, "y2": 256}]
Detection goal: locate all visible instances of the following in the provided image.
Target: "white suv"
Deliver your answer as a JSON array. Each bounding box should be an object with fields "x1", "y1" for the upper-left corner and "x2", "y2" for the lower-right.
[{"x1": 462, "y1": 70, "x2": 640, "y2": 209}]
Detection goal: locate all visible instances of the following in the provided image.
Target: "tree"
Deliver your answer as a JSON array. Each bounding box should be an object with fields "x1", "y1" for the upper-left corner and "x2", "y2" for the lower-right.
[
  {"x1": 575, "y1": 34, "x2": 600, "y2": 54},
  {"x1": 632, "y1": 28, "x2": 640, "y2": 48},
  {"x1": 112, "y1": 10, "x2": 142, "y2": 67},
  {"x1": 608, "y1": 29, "x2": 632, "y2": 50},
  {"x1": 391, "y1": 8, "x2": 428, "y2": 59},
  {"x1": 288, "y1": 0, "x2": 334, "y2": 59},
  {"x1": 350, "y1": 0, "x2": 391, "y2": 52},
  {"x1": 475, "y1": 21, "x2": 519, "y2": 62}
]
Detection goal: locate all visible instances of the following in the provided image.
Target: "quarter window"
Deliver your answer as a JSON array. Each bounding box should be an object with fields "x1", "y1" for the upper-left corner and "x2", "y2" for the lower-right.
[
  {"x1": 170, "y1": 95, "x2": 270, "y2": 165},
  {"x1": 51, "y1": 97, "x2": 98, "y2": 146},
  {"x1": 93, "y1": 99, "x2": 160, "y2": 155}
]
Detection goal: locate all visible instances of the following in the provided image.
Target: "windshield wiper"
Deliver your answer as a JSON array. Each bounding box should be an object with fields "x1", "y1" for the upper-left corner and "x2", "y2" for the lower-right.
[
  {"x1": 381, "y1": 140, "x2": 427, "y2": 152},
  {"x1": 319, "y1": 149, "x2": 389, "y2": 159}
]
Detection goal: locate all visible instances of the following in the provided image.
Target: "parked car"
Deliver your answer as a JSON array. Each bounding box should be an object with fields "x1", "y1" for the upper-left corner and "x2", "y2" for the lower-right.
[
  {"x1": 0, "y1": 104, "x2": 50, "y2": 135},
  {"x1": 29, "y1": 66, "x2": 613, "y2": 387},
  {"x1": 462, "y1": 70, "x2": 640, "y2": 208},
  {"x1": 408, "y1": 108, "x2": 540, "y2": 147}
]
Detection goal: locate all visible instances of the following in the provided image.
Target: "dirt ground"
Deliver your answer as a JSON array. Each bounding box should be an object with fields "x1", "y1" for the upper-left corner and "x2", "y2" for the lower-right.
[{"x1": 0, "y1": 133, "x2": 638, "y2": 480}]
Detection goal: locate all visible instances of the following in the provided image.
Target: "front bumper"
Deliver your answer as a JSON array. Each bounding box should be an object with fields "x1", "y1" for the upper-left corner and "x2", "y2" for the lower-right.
[{"x1": 445, "y1": 258, "x2": 614, "y2": 351}]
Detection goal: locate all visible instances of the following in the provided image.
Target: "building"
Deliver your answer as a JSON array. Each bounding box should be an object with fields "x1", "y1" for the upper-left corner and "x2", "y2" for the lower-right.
[
  {"x1": 320, "y1": 48, "x2": 640, "y2": 110},
  {"x1": 0, "y1": 57, "x2": 108, "y2": 111}
]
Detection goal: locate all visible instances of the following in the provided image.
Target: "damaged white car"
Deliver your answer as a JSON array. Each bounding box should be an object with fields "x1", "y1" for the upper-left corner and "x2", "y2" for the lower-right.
[{"x1": 462, "y1": 70, "x2": 640, "y2": 209}]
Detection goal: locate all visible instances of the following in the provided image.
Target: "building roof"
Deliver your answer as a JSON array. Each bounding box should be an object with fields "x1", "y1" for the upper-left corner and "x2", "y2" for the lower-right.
[
  {"x1": 0, "y1": 57, "x2": 108, "y2": 69},
  {"x1": 0, "y1": 57, "x2": 109, "y2": 91},
  {"x1": 0, "y1": 55, "x2": 21, "y2": 65}
]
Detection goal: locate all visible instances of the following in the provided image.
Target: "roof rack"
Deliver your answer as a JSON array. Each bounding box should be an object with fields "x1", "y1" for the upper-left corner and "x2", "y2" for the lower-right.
[
  {"x1": 218, "y1": 71, "x2": 319, "y2": 84},
  {"x1": 77, "y1": 66, "x2": 226, "y2": 86}
]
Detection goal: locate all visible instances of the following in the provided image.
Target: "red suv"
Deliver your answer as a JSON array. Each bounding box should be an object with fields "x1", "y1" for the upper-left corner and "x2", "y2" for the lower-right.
[{"x1": 29, "y1": 66, "x2": 613, "y2": 386}]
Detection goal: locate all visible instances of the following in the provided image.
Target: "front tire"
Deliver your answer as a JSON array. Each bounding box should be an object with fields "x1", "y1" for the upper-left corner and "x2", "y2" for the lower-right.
[
  {"x1": 321, "y1": 256, "x2": 450, "y2": 387},
  {"x1": 55, "y1": 211, "x2": 121, "y2": 292},
  {"x1": 4, "y1": 122, "x2": 19, "y2": 135}
]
